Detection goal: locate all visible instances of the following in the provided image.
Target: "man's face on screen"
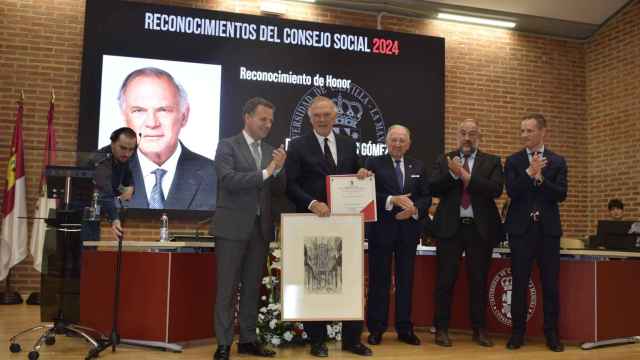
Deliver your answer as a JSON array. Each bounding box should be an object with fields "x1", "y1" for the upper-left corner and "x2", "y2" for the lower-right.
[
  {"x1": 244, "y1": 105, "x2": 274, "y2": 141},
  {"x1": 122, "y1": 75, "x2": 188, "y2": 165},
  {"x1": 308, "y1": 99, "x2": 336, "y2": 137}
]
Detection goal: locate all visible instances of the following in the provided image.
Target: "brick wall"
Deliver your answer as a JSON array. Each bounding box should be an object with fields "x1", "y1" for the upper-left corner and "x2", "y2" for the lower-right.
[
  {"x1": 0, "y1": 0, "x2": 633, "y2": 294},
  {"x1": 585, "y1": 0, "x2": 640, "y2": 229}
]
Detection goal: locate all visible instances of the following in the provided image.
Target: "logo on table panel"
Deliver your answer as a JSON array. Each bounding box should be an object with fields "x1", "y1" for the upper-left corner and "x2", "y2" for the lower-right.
[
  {"x1": 290, "y1": 84, "x2": 386, "y2": 142},
  {"x1": 488, "y1": 267, "x2": 537, "y2": 327}
]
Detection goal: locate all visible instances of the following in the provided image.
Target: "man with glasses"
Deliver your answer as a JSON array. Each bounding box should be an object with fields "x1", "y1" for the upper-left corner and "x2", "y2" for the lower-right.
[{"x1": 429, "y1": 119, "x2": 504, "y2": 347}]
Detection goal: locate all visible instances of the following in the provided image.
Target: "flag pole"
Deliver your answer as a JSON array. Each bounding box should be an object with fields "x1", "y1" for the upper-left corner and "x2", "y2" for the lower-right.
[{"x1": 0, "y1": 90, "x2": 26, "y2": 305}]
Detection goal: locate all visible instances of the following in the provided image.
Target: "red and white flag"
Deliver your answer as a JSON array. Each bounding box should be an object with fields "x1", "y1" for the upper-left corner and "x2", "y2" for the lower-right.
[
  {"x1": 1, "y1": 101, "x2": 28, "y2": 281},
  {"x1": 30, "y1": 98, "x2": 57, "y2": 272}
]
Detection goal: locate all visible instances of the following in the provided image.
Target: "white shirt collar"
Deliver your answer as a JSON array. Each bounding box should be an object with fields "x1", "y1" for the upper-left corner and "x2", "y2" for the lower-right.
[
  {"x1": 138, "y1": 142, "x2": 182, "y2": 174},
  {"x1": 526, "y1": 145, "x2": 545, "y2": 155},
  {"x1": 242, "y1": 130, "x2": 261, "y2": 147},
  {"x1": 313, "y1": 130, "x2": 336, "y2": 144}
]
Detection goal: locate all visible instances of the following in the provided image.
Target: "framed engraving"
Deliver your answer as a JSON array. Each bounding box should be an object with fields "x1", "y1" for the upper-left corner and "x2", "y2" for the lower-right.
[{"x1": 281, "y1": 213, "x2": 364, "y2": 321}]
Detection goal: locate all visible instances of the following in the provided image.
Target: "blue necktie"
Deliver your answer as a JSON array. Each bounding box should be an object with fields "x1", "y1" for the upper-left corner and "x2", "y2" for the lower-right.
[
  {"x1": 149, "y1": 168, "x2": 167, "y2": 209},
  {"x1": 394, "y1": 159, "x2": 403, "y2": 192}
]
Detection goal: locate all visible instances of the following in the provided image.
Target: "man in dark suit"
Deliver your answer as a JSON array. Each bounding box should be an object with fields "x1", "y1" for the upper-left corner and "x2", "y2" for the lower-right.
[
  {"x1": 127, "y1": 145, "x2": 216, "y2": 209},
  {"x1": 430, "y1": 119, "x2": 504, "y2": 347},
  {"x1": 118, "y1": 67, "x2": 216, "y2": 210},
  {"x1": 365, "y1": 125, "x2": 431, "y2": 346},
  {"x1": 211, "y1": 97, "x2": 286, "y2": 360},
  {"x1": 285, "y1": 96, "x2": 372, "y2": 357},
  {"x1": 504, "y1": 113, "x2": 567, "y2": 352}
]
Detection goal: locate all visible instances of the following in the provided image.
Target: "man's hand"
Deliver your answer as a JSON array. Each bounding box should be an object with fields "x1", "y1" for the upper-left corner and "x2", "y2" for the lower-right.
[
  {"x1": 111, "y1": 219, "x2": 123, "y2": 239},
  {"x1": 356, "y1": 168, "x2": 373, "y2": 179},
  {"x1": 266, "y1": 145, "x2": 287, "y2": 176},
  {"x1": 119, "y1": 186, "x2": 134, "y2": 201},
  {"x1": 447, "y1": 156, "x2": 463, "y2": 178},
  {"x1": 527, "y1": 154, "x2": 547, "y2": 180},
  {"x1": 391, "y1": 193, "x2": 414, "y2": 210},
  {"x1": 310, "y1": 201, "x2": 331, "y2": 217},
  {"x1": 395, "y1": 206, "x2": 417, "y2": 220}
]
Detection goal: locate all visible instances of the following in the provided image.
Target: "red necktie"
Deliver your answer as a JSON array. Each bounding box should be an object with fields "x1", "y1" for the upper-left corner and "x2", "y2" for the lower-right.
[{"x1": 460, "y1": 156, "x2": 470, "y2": 209}]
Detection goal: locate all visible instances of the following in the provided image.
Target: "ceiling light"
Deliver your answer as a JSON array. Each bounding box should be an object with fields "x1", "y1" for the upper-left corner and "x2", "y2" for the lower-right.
[{"x1": 437, "y1": 12, "x2": 516, "y2": 29}]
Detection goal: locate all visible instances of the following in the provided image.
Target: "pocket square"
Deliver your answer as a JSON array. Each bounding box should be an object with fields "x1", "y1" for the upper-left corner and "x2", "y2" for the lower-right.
[{"x1": 411, "y1": 174, "x2": 420, "y2": 178}]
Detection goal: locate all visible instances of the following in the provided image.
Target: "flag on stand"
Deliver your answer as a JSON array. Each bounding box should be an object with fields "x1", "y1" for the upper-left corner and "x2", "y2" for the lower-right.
[
  {"x1": 30, "y1": 94, "x2": 58, "y2": 272},
  {"x1": 0, "y1": 100, "x2": 28, "y2": 281}
]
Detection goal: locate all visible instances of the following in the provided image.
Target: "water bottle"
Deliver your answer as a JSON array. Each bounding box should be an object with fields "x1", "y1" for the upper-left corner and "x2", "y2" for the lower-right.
[
  {"x1": 92, "y1": 191, "x2": 101, "y2": 218},
  {"x1": 160, "y1": 213, "x2": 169, "y2": 242}
]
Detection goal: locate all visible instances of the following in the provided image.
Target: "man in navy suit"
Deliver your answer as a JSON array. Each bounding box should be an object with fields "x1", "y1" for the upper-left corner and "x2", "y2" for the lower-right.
[
  {"x1": 504, "y1": 113, "x2": 567, "y2": 352},
  {"x1": 285, "y1": 96, "x2": 373, "y2": 357},
  {"x1": 118, "y1": 67, "x2": 216, "y2": 210},
  {"x1": 430, "y1": 119, "x2": 504, "y2": 347},
  {"x1": 365, "y1": 125, "x2": 431, "y2": 346}
]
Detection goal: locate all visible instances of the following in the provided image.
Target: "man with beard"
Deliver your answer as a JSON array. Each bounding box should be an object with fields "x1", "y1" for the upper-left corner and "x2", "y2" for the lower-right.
[{"x1": 430, "y1": 119, "x2": 504, "y2": 347}]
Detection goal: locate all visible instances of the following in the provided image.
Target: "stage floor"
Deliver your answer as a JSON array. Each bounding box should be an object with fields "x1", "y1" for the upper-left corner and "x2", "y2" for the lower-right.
[{"x1": 2, "y1": 303, "x2": 639, "y2": 359}]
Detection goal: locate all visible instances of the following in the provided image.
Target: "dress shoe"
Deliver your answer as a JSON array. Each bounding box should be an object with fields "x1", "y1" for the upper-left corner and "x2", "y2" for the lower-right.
[
  {"x1": 472, "y1": 328, "x2": 494, "y2": 347},
  {"x1": 545, "y1": 334, "x2": 565, "y2": 352},
  {"x1": 397, "y1": 331, "x2": 421, "y2": 345},
  {"x1": 238, "y1": 341, "x2": 276, "y2": 357},
  {"x1": 342, "y1": 342, "x2": 373, "y2": 356},
  {"x1": 506, "y1": 335, "x2": 524, "y2": 350},
  {"x1": 434, "y1": 329, "x2": 452, "y2": 347},
  {"x1": 214, "y1": 345, "x2": 230, "y2": 360},
  {"x1": 367, "y1": 332, "x2": 382, "y2": 345},
  {"x1": 310, "y1": 342, "x2": 328, "y2": 357}
]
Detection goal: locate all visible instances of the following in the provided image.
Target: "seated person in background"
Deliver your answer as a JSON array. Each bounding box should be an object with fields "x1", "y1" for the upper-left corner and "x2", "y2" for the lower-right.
[
  {"x1": 608, "y1": 198, "x2": 624, "y2": 220},
  {"x1": 588, "y1": 199, "x2": 626, "y2": 248}
]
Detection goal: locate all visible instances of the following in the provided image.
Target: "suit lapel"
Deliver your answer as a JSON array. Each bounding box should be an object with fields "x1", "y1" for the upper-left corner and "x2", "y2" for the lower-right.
[
  {"x1": 129, "y1": 155, "x2": 149, "y2": 207},
  {"x1": 165, "y1": 148, "x2": 200, "y2": 209},
  {"x1": 472, "y1": 151, "x2": 484, "y2": 173},
  {"x1": 308, "y1": 134, "x2": 329, "y2": 174},
  {"x1": 236, "y1": 134, "x2": 260, "y2": 170}
]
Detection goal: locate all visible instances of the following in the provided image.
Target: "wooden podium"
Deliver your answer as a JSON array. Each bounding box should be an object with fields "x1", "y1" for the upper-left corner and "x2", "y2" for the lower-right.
[{"x1": 80, "y1": 242, "x2": 215, "y2": 351}]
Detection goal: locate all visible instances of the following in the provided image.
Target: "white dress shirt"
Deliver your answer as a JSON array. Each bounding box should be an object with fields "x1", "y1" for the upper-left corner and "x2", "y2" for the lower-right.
[{"x1": 138, "y1": 143, "x2": 182, "y2": 203}]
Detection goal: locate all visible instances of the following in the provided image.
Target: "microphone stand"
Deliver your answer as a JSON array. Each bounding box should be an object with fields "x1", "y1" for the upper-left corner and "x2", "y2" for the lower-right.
[{"x1": 89, "y1": 197, "x2": 126, "y2": 358}]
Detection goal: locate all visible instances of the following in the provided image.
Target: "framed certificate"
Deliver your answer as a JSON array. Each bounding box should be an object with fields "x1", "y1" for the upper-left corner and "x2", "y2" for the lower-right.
[
  {"x1": 280, "y1": 213, "x2": 364, "y2": 321},
  {"x1": 326, "y1": 175, "x2": 377, "y2": 222}
]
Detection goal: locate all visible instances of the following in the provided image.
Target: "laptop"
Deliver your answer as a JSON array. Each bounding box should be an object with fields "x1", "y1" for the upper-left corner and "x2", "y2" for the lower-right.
[{"x1": 596, "y1": 220, "x2": 640, "y2": 251}]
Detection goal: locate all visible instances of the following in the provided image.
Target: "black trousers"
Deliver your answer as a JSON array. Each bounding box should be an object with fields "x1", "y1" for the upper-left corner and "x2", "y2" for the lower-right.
[
  {"x1": 304, "y1": 321, "x2": 363, "y2": 346},
  {"x1": 509, "y1": 222, "x2": 560, "y2": 336},
  {"x1": 434, "y1": 222, "x2": 493, "y2": 330},
  {"x1": 366, "y1": 225, "x2": 417, "y2": 334}
]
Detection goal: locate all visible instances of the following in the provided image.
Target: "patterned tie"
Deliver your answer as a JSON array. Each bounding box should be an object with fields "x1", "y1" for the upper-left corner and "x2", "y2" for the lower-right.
[
  {"x1": 324, "y1": 137, "x2": 337, "y2": 173},
  {"x1": 149, "y1": 168, "x2": 167, "y2": 209},
  {"x1": 394, "y1": 159, "x2": 404, "y2": 192},
  {"x1": 460, "y1": 156, "x2": 471, "y2": 209},
  {"x1": 250, "y1": 141, "x2": 261, "y2": 169}
]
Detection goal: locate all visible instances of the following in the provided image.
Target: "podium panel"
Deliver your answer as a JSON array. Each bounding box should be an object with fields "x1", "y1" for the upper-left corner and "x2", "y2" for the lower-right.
[{"x1": 80, "y1": 250, "x2": 216, "y2": 343}]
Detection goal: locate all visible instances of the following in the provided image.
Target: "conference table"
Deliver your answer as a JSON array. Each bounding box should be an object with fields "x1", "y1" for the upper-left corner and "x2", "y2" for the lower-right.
[{"x1": 80, "y1": 241, "x2": 640, "y2": 350}]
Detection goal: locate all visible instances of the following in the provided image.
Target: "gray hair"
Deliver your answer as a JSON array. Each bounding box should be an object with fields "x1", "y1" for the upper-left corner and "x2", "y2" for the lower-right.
[
  {"x1": 117, "y1": 67, "x2": 189, "y2": 113},
  {"x1": 386, "y1": 124, "x2": 411, "y2": 141}
]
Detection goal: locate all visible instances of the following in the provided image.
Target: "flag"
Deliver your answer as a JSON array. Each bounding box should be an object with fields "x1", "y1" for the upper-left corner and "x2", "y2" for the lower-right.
[
  {"x1": 0, "y1": 101, "x2": 28, "y2": 281},
  {"x1": 30, "y1": 97, "x2": 57, "y2": 272}
]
